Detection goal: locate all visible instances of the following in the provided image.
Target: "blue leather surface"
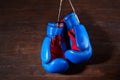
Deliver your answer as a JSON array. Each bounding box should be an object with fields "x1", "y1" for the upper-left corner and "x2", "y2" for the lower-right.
[
  {"x1": 41, "y1": 22, "x2": 69, "y2": 73},
  {"x1": 41, "y1": 12, "x2": 93, "y2": 72},
  {"x1": 64, "y1": 12, "x2": 92, "y2": 64}
]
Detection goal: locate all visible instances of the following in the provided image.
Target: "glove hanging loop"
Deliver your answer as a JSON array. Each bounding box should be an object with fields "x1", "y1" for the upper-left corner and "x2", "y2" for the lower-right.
[
  {"x1": 57, "y1": 0, "x2": 63, "y2": 22},
  {"x1": 57, "y1": 0, "x2": 76, "y2": 22},
  {"x1": 68, "y1": 0, "x2": 76, "y2": 13}
]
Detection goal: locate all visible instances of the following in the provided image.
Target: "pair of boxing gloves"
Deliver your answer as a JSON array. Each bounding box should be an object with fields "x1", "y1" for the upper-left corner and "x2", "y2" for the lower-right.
[{"x1": 41, "y1": 12, "x2": 92, "y2": 73}]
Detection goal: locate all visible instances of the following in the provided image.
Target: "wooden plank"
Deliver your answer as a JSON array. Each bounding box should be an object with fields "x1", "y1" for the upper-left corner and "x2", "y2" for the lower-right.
[{"x1": 0, "y1": 0, "x2": 120, "y2": 80}]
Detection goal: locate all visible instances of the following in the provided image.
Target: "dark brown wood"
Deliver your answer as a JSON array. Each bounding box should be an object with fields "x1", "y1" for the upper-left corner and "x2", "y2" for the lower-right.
[{"x1": 0, "y1": 0, "x2": 120, "y2": 80}]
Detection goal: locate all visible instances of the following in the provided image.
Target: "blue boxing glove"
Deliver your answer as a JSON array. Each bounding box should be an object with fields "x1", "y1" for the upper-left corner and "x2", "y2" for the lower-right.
[
  {"x1": 64, "y1": 12, "x2": 92, "y2": 64},
  {"x1": 41, "y1": 22, "x2": 69, "y2": 73}
]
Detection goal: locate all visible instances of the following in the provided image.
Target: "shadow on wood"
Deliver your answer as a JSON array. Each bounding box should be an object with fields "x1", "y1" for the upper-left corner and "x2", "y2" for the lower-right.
[{"x1": 61, "y1": 9, "x2": 114, "y2": 75}]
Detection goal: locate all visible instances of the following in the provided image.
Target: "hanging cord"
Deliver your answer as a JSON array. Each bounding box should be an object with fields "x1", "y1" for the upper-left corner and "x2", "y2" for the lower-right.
[
  {"x1": 57, "y1": 0, "x2": 76, "y2": 22},
  {"x1": 68, "y1": 0, "x2": 76, "y2": 13},
  {"x1": 57, "y1": 0, "x2": 63, "y2": 22}
]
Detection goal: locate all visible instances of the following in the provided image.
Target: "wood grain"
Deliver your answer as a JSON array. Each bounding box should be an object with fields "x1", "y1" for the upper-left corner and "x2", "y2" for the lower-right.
[{"x1": 0, "y1": 0, "x2": 120, "y2": 80}]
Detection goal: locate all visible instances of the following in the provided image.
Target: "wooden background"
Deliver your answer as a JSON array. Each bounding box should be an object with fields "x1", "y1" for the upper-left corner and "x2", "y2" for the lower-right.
[{"x1": 0, "y1": 0, "x2": 120, "y2": 80}]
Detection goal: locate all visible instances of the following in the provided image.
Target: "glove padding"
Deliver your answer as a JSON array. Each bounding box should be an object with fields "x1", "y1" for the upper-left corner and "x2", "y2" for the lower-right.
[
  {"x1": 41, "y1": 22, "x2": 69, "y2": 73},
  {"x1": 64, "y1": 12, "x2": 92, "y2": 64}
]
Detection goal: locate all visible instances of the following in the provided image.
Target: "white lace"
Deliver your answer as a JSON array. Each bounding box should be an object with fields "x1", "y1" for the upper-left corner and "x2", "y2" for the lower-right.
[{"x1": 57, "y1": 0, "x2": 76, "y2": 21}]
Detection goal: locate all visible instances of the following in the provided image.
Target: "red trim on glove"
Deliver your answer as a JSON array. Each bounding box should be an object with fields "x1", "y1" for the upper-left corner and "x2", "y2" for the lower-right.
[
  {"x1": 68, "y1": 29, "x2": 81, "y2": 51},
  {"x1": 50, "y1": 36, "x2": 64, "y2": 60},
  {"x1": 60, "y1": 19, "x2": 65, "y2": 22}
]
